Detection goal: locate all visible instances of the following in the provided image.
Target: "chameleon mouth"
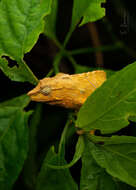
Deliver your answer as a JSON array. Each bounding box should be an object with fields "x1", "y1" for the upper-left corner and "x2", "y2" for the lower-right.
[
  {"x1": 27, "y1": 90, "x2": 38, "y2": 96},
  {"x1": 27, "y1": 86, "x2": 44, "y2": 102},
  {"x1": 27, "y1": 87, "x2": 39, "y2": 96}
]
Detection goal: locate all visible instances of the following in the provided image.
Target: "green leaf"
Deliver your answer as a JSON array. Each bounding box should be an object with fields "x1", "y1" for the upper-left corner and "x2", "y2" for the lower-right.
[
  {"x1": 36, "y1": 147, "x2": 78, "y2": 190},
  {"x1": 80, "y1": 0, "x2": 106, "y2": 26},
  {"x1": 104, "y1": 69, "x2": 115, "y2": 79},
  {"x1": 80, "y1": 137, "x2": 118, "y2": 190},
  {"x1": 0, "y1": 94, "x2": 30, "y2": 108},
  {"x1": 0, "y1": 95, "x2": 31, "y2": 190},
  {"x1": 71, "y1": 0, "x2": 105, "y2": 31},
  {"x1": 0, "y1": 0, "x2": 52, "y2": 84},
  {"x1": 0, "y1": 57, "x2": 38, "y2": 84},
  {"x1": 76, "y1": 62, "x2": 136, "y2": 134},
  {"x1": 44, "y1": 0, "x2": 58, "y2": 41},
  {"x1": 23, "y1": 104, "x2": 42, "y2": 189},
  {"x1": 88, "y1": 135, "x2": 136, "y2": 187},
  {"x1": 0, "y1": 0, "x2": 52, "y2": 59},
  {"x1": 64, "y1": 0, "x2": 106, "y2": 49},
  {"x1": 47, "y1": 136, "x2": 84, "y2": 169}
]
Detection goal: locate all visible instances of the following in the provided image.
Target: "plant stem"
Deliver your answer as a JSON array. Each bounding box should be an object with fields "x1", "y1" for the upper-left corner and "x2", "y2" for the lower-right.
[
  {"x1": 53, "y1": 52, "x2": 63, "y2": 74},
  {"x1": 46, "y1": 69, "x2": 54, "y2": 77},
  {"x1": 65, "y1": 53, "x2": 77, "y2": 69},
  {"x1": 69, "y1": 43, "x2": 122, "y2": 56},
  {"x1": 63, "y1": 29, "x2": 73, "y2": 48},
  {"x1": 58, "y1": 119, "x2": 70, "y2": 154},
  {"x1": 53, "y1": 38, "x2": 63, "y2": 49}
]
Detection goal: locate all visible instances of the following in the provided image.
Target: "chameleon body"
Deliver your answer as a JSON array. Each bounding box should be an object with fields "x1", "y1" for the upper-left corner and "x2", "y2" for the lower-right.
[{"x1": 28, "y1": 71, "x2": 106, "y2": 109}]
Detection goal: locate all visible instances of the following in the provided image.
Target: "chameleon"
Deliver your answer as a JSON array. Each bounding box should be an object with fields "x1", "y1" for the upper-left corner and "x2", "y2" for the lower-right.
[{"x1": 27, "y1": 70, "x2": 106, "y2": 109}]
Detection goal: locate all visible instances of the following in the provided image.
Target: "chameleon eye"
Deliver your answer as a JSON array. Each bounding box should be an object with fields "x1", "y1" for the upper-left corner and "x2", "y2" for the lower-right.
[{"x1": 40, "y1": 86, "x2": 52, "y2": 95}]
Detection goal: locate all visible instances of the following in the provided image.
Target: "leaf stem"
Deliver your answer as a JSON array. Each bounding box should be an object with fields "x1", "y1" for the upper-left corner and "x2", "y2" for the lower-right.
[
  {"x1": 23, "y1": 61, "x2": 39, "y2": 85},
  {"x1": 58, "y1": 112, "x2": 76, "y2": 154}
]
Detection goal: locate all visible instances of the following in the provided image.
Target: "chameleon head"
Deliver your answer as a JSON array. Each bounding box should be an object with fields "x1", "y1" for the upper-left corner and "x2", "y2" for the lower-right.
[{"x1": 27, "y1": 81, "x2": 53, "y2": 102}]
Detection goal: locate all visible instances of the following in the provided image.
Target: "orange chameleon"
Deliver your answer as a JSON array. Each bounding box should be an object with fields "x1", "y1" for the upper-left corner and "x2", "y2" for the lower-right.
[{"x1": 28, "y1": 70, "x2": 106, "y2": 109}]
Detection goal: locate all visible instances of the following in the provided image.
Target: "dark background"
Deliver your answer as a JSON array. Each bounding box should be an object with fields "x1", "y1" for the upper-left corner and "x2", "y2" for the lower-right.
[{"x1": 0, "y1": 0, "x2": 136, "y2": 189}]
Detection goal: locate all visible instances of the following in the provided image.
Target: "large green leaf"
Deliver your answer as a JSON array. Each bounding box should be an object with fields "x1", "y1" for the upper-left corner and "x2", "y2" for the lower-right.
[
  {"x1": 0, "y1": 95, "x2": 31, "y2": 190},
  {"x1": 71, "y1": 0, "x2": 105, "y2": 31},
  {"x1": 80, "y1": 137, "x2": 118, "y2": 190},
  {"x1": 0, "y1": 0, "x2": 52, "y2": 59},
  {"x1": 44, "y1": 0, "x2": 58, "y2": 41},
  {"x1": 36, "y1": 147, "x2": 78, "y2": 190},
  {"x1": 76, "y1": 62, "x2": 136, "y2": 134},
  {"x1": 88, "y1": 135, "x2": 136, "y2": 187},
  {"x1": 0, "y1": 0, "x2": 52, "y2": 84}
]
